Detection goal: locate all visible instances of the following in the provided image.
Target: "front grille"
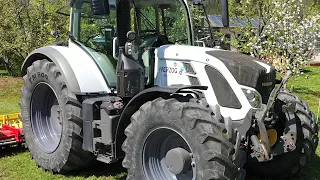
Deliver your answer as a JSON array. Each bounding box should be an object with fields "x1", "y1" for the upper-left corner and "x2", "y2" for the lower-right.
[
  {"x1": 256, "y1": 69, "x2": 276, "y2": 104},
  {"x1": 205, "y1": 65, "x2": 242, "y2": 109}
]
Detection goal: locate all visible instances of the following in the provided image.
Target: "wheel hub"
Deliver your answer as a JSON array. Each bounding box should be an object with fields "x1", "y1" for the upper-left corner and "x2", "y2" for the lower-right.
[
  {"x1": 143, "y1": 128, "x2": 196, "y2": 180},
  {"x1": 165, "y1": 148, "x2": 191, "y2": 175}
]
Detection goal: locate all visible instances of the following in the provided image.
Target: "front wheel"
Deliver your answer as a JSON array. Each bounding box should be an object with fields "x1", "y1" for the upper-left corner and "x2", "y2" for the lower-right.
[{"x1": 122, "y1": 97, "x2": 243, "y2": 180}]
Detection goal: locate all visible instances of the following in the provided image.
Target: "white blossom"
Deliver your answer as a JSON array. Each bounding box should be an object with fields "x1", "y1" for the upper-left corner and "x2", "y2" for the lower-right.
[{"x1": 237, "y1": 0, "x2": 320, "y2": 74}]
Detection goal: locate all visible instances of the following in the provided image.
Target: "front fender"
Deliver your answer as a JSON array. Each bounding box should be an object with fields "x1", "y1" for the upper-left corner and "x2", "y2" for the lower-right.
[
  {"x1": 114, "y1": 85, "x2": 207, "y2": 158},
  {"x1": 21, "y1": 43, "x2": 111, "y2": 94}
]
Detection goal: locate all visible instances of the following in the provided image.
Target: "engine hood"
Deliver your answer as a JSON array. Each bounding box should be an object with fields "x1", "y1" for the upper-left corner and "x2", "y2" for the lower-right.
[
  {"x1": 205, "y1": 50, "x2": 276, "y2": 103},
  {"x1": 155, "y1": 45, "x2": 276, "y2": 103},
  {"x1": 205, "y1": 50, "x2": 276, "y2": 88}
]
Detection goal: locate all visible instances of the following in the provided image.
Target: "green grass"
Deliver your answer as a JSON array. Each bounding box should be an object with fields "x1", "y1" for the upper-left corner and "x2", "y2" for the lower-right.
[
  {"x1": 0, "y1": 67, "x2": 319, "y2": 180},
  {"x1": 287, "y1": 67, "x2": 320, "y2": 121}
]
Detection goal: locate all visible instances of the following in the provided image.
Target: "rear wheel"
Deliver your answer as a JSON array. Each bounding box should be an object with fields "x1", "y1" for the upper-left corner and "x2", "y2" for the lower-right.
[
  {"x1": 20, "y1": 59, "x2": 94, "y2": 173},
  {"x1": 122, "y1": 97, "x2": 243, "y2": 180},
  {"x1": 245, "y1": 90, "x2": 319, "y2": 178}
]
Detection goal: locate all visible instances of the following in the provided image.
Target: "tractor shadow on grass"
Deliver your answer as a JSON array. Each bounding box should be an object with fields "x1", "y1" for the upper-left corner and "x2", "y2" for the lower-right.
[
  {"x1": 2, "y1": 145, "x2": 318, "y2": 180},
  {"x1": 65, "y1": 160, "x2": 127, "y2": 180},
  {"x1": 63, "y1": 151, "x2": 320, "y2": 180},
  {"x1": 0, "y1": 145, "x2": 27, "y2": 158},
  {"x1": 295, "y1": 152, "x2": 320, "y2": 180},
  {"x1": 245, "y1": 149, "x2": 320, "y2": 180},
  {"x1": 63, "y1": 154, "x2": 320, "y2": 180}
]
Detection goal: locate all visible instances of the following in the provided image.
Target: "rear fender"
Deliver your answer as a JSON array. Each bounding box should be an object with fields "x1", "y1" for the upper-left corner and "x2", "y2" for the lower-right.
[{"x1": 21, "y1": 44, "x2": 111, "y2": 94}]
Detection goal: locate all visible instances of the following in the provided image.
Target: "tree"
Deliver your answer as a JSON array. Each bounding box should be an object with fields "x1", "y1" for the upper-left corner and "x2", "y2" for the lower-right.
[
  {"x1": 0, "y1": 0, "x2": 69, "y2": 76},
  {"x1": 230, "y1": 0, "x2": 320, "y2": 74}
]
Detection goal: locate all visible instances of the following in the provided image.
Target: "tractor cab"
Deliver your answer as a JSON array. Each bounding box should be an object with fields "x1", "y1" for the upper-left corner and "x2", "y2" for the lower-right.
[{"x1": 66, "y1": 0, "x2": 193, "y2": 89}]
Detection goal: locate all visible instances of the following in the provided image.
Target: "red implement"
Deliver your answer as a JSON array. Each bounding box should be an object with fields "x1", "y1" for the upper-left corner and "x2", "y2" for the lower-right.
[{"x1": 0, "y1": 113, "x2": 24, "y2": 147}]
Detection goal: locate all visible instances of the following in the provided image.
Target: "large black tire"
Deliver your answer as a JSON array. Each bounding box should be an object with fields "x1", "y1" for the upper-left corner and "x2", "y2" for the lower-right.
[
  {"x1": 245, "y1": 90, "x2": 319, "y2": 178},
  {"x1": 122, "y1": 97, "x2": 243, "y2": 180},
  {"x1": 20, "y1": 59, "x2": 94, "y2": 173}
]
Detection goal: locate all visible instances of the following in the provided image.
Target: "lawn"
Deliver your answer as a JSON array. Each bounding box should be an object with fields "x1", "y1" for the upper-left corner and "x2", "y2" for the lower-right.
[
  {"x1": 287, "y1": 67, "x2": 320, "y2": 121},
  {"x1": 0, "y1": 67, "x2": 319, "y2": 180}
]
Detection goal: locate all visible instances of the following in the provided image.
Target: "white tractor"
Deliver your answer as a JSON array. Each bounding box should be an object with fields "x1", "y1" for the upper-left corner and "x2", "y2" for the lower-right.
[{"x1": 20, "y1": 0, "x2": 318, "y2": 179}]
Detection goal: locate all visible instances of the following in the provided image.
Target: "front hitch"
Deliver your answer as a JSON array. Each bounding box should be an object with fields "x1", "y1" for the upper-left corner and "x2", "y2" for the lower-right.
[
  {"x1": 272, "y1": 103, "x2": 297, "y2": 155},
  {"x1": 250, "y1": 71, "x2": 293, "y2": 162}
]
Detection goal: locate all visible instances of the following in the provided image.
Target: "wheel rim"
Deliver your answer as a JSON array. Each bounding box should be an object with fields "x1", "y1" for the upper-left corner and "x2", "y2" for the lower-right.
[
  {"x1": 30, "y1": 82, "x2": 62, "y2": 153},
  {"x1": 143, "y1": 128, "x2": 196, "y2": 180}
]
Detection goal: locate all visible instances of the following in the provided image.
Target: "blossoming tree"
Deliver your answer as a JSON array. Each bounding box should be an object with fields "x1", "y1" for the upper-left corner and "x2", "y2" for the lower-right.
[{"x1": 231, "y1": 0, "x2": 320, "y2": 74}]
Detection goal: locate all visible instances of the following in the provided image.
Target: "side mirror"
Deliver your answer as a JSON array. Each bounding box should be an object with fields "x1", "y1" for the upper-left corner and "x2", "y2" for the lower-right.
[
  {"x1": 221, "y1": 0, "x2": 229, "y2": 27},
  {"x1": 113, "y1": 37, "x2": 119, "y2": 60},
  {"x1": 92, "y1": 0, "x2": 110, "y2": 16}
]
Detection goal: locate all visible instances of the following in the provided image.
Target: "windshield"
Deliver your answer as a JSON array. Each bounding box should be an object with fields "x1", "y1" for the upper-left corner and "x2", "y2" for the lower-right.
[
  {"x1": 71, "y1": 0, "x2": 191, "y2": 46},
  {"x1": 132, "y1": 0, "x2": 190, "y2": 44}
]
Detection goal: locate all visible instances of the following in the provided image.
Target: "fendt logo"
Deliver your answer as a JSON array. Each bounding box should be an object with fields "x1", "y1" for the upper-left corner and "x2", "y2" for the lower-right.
[
  {"x1": 159, "y1": 62, "x2": 185, "y2": 75},
  {"x1": 159, "y1": 67, "x2": 178, "y2": 74}
]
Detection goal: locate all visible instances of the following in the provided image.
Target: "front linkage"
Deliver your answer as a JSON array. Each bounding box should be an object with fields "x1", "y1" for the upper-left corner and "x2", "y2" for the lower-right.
[{"x1": 251, "y1": 71, "x2": 297, "y2": 162}]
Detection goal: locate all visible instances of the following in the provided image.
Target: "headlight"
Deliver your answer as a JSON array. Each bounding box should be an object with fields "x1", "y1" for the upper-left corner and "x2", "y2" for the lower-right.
[{"x1": 241, "y1": 87, "x2": 262, "y2": 109}]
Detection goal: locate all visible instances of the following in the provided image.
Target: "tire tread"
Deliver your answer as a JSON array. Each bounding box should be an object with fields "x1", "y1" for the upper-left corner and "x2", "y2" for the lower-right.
[
  {"x1": 122, "y1": 97, "x2": 242, "y2": 180},
  {"x1": 20, "y1": 59, "x2": 94, "y2": 173}
]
